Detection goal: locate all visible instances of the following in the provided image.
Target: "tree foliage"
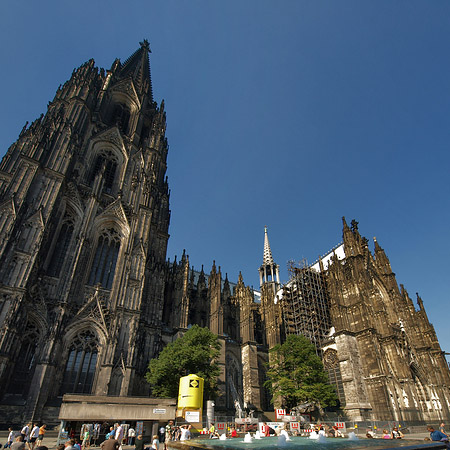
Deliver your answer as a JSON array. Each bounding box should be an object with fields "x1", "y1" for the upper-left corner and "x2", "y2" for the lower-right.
[
  {"x1": 146, "y1": 325, "x2": 222, "y2": 400},
  {"x1": 265, "y1": 334, "x2": 338, "y2": 411}
]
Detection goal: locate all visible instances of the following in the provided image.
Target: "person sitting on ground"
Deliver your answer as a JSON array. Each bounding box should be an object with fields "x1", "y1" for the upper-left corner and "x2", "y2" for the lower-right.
[
  {"x1": 382, "y1": 429, "x2": 391, "y2": 439},
  {"x1": 231, "y1": 428, "x2": 238, "y2": 438},
  {"x1": 440, "y1": 423, "x2": 448, "y2": 437},
  {"x1": 391, "y1": 427, "x2": 404, "y2": 439},
  {"x1": 427, "y1": 426, "x2": 449, "y2": 442}
]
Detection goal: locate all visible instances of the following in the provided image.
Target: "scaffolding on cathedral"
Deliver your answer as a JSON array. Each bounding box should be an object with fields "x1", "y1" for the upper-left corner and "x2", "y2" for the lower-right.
[{"x1": 280, "y1": 259, "x2": 332, "y2": 353}]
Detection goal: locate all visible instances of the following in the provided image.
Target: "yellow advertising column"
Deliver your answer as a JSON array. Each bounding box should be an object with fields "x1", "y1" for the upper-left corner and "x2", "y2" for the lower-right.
[{"x1": 177, "y1": 374, "x2": 204, "y2": 429}]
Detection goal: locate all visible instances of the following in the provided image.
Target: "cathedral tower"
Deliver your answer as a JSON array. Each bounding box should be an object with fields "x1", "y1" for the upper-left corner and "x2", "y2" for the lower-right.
[
  {"x1": 259, "y1": 227, "x2": 282, "y2": 351},
  {"x1": 0, "y1": 41, "x2": 170, "y2": 422}
]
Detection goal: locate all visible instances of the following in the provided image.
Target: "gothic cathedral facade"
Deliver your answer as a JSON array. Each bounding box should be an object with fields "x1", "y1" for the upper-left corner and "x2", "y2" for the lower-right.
[
  {"x1": 0, "y1": 41, "x2": 171, "y2": 422},
  {"x1": 0, "y1": 42, "x2": 449, "y2": 425}
]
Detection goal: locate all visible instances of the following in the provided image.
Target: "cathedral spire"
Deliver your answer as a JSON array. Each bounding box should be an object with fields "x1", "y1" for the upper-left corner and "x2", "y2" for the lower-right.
[
  {"x1": 259, "y1": 226, "x2": 280, "y2": 288},
  {"x1": 263, "y1": 225, "x2": 274, "y2": 265},
  {"x1": 118, "y1": 39, "x2": 153, "y2": 100}
]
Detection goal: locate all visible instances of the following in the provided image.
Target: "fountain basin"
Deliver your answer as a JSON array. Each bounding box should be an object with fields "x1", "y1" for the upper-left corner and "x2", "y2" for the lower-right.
[{"x1": 167, "y1": 436, "x2": 447, "y2": 450}]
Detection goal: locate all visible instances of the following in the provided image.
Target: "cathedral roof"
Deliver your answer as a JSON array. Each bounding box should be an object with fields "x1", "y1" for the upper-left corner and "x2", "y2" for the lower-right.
[{"x1": 119, "y1": 40, "x2": 153, "y2": 101}]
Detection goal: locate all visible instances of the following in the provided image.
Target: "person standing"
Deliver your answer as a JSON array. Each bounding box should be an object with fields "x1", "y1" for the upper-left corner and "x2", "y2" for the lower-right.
[
  {"x1": 158, "y1": 426, "x2": 165, "y2": 445},
  {"x1": 21, "y1": 423, "x2": 31, "y2": 446},
  {"x1": 127, "y1": 427, "x2": 136, "y2": 446},
  {"x1": 134, "y1": 435, "x2": 144, "y2": 450},
  {"x1": 165, "y1": 421, "x2": 174, "y2": 442},
  {"x1": 30, "y1": 424, "x2": 40, "y2": 450},
  {"x1": 6, "y1": 428, "x2": 15, "y2": 448},
  {"x1": 36, "y1": 424, "x2": 46, "y2": 447},
  {"x1": 180, "y1": 425, "x2": 190, "y2": 441},
  {"x1": 81, "y1": 427, "x2": 90, "y2": 450},
  {"x1": 114, "y1": 424, "x2": 123, "y2": 450},
  {"x1": 151, "y1": 435, "x2": 159, "y2": 450}
]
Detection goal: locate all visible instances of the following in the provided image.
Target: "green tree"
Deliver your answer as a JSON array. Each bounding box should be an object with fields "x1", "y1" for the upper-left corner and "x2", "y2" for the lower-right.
[
  {"x1": 146, "y1": 325, "x2": 222, "y2": 400},
  {"x1": 265, "y1": 334, "x2": 338, "y2": 412}
]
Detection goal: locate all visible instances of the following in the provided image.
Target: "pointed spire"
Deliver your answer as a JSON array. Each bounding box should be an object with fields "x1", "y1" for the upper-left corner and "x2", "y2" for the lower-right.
[
  {"x1": 416, "y1": 292, "x2": 424, "y2": 311},
  {"x1": 119, "y1": 40, "x2": 153, "y2": 100},
  {"x1": 259, "y1": 226, "x2": 280, "y2": 288},
  {"x1": 263, "y1": 226, "x2": 274, "y2": 265},
  {"x1": 373, "y1": 236, "x2": 393, "y2": 274}
]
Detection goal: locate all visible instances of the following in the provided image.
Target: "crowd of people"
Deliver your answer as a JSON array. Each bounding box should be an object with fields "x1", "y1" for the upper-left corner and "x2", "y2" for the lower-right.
[
  {"x1": 3, "y1": 423, "x2": 48, "y2": 450},
  {"x1": 3, "y1": 419, "x2": 450, "y2": 449}
]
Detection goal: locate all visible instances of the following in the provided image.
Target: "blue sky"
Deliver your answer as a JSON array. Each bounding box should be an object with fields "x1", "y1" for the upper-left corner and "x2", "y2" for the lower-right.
[{"x1": 1, "y1": 1, "x2": 450, "y2": 354}]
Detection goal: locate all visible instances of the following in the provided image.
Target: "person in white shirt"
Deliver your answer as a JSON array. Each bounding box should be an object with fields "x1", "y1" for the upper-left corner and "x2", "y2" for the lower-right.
[
  {"x1": 114, "y1": 424, "x2": 123, "y2": 450},
  {"x1": 127, "y1": 428, "x2": 136, "y2": 446},
  {"x1": 6, "y1": 428, "x2": 15, "y2": 448},
  {"x1": 21, "y1": 424, "x2": 31, "y2": 444},
  {"x1": 29, "y1": 424, "x2": 40, "y2": 450},
  {"x1": 180, "y1": 425, "x2": 191, "y2": 441}
]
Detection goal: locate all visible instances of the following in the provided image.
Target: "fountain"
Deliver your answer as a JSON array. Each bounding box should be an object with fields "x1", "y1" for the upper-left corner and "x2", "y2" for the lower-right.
[
  {"x1": 219, "y1": 434, "x2": 227, "y2": 440},
  {"x1": 309, "y1": 430, "x2": 319, "y2": 439},
  {"x1": 347, "y1": 432, "x2": 358, "y2": 440},
  {"x1": 280, "y1": 430, "x2": 291, "y2": 441},
  {"x1": 193, "y1": 426, "x2": 425, "y2": 450}
]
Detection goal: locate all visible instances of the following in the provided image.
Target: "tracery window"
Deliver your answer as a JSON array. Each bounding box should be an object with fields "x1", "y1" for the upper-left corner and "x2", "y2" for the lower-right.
[
  {"x1": 88, "y1": 228, "x2": 121, "y2": 289},
  {"x1": 323, "y1": 349, "x2": 345, "y2": 405},
  {"x1": 112, "y1": 103, "x2": 130, "y2": 133},
  {"x1": 90, "y1": 149, "x2": 119, "y2": 194},
  {"x1": 60, "y1": 330, "x2": 99, "y2": 394},
  {"x1": 47, "y1": 218, "x2": 74, "y2": 277},
  {"x1": 7, "y1": 322, "x2": 40, "y2": 396}
]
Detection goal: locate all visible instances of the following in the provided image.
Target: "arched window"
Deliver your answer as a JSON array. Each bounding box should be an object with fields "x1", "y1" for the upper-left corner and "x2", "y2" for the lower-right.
[
  {"x1": 47, "y1": 218, "x2": 74, "y2": 277},
  {"x1": 90, "y1": 149, "x2": 119, "y2": 194},
  {"x1": 88, "y1": 228, "x2": 121, "y2": 289},
  {"x1": 7, "y1": 322, "x2": 40, "y2": 396},
  {"x1": 61, "y1": 330, "x2": 99, "y2": 394}
]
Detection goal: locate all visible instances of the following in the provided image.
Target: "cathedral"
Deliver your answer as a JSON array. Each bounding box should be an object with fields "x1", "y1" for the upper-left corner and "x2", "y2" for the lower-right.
[{"x1": 0, "y1": 42, "x2": 449, "y2": 426}]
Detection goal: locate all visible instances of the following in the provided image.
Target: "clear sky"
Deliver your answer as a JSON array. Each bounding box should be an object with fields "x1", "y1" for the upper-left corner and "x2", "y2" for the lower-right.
[{"x1": 1, "y1": 1, "x2": 449, "y2": 355}]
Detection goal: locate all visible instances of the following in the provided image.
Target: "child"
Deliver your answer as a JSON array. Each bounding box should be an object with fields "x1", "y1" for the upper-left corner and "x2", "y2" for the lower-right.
[{"x1": 151, "y1": 435, "x2": 159, "y2": 450}]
